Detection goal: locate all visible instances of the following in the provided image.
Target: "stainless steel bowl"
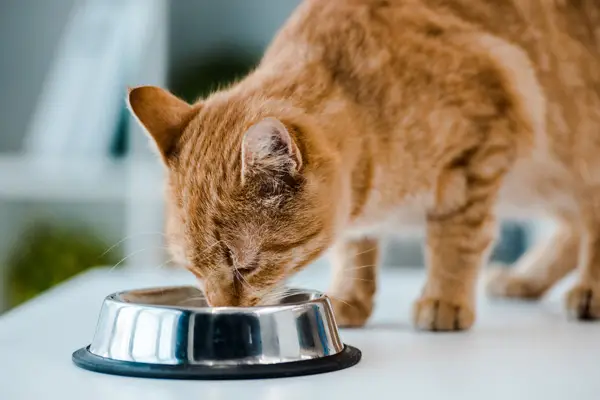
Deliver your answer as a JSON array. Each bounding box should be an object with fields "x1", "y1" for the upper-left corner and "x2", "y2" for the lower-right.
[{"x1": 72, "y1": 286, "x2": 361, "y2": 380}]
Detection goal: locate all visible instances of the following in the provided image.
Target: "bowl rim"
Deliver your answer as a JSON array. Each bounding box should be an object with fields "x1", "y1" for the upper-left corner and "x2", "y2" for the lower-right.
[{"x1": 107, "y1": 285, "x2": 330, "y2": 314}]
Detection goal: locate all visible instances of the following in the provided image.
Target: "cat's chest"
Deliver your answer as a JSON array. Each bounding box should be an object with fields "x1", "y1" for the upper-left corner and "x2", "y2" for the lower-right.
[{"x1": 343, "y1": 192, "x2": 431, "y2": 238}]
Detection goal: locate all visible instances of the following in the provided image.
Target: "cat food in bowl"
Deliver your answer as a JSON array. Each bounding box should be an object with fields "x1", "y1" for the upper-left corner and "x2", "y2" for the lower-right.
[{"x1": 72, "y1": 286, "x2": 361, "y2": 380}]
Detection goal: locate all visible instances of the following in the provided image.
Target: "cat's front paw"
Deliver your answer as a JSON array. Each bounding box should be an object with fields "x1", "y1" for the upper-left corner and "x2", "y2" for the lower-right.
[
  {"x1": 328, "y1": 295, "x2": 373, "y2": 328},
  {"x1": 412, "y1": 297, "x2": 475, "y2": 331},
  {"x1": 566, "y1": 285, "x2": 600, "y2": 320},
  {"x1": 485, "y1": 266, "x2": 546, "y2": 300}
]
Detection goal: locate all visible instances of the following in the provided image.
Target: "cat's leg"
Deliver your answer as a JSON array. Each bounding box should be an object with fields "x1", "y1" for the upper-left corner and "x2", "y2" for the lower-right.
[
  {"x1": 413, "y1": 148, "x2": 514, "y2": 331},
  {"x1": 486, "y1": 218, "x2": 579, "y2": 299},
  {"x1": 328, "y1": 237, "x2": 379, "y2": 327},
  {"x1": 565, "y1": 196, "x2": 600, "y2": 320}
]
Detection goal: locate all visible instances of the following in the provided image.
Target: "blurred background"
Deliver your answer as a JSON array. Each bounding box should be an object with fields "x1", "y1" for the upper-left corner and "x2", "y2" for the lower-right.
[{"x1": 0, "y1": 0, "x2": 543, "y2": 314}]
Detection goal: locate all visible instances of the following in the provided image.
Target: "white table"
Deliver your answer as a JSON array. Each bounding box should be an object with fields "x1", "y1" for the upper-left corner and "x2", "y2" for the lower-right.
[{"x1": 1, "y1": 265, "x2": 599, "y2": 400}]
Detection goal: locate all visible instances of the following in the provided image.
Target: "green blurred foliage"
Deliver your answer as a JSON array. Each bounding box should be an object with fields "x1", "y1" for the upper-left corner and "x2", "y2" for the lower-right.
[{"x1": 6, "y1": 223, "x2": 120, "y2": 308}]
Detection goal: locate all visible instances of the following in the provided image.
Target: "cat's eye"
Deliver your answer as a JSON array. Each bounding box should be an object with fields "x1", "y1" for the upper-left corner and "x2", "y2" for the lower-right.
[
  {"x1": 223, "y1": 247, "x2": 235, "y2": 267},
  {"x1": 221, "y1": 243, "x2": 259, "y2": 273},
  {"x1": 234, "y1": 257, "x2": 259, "y2": 275},
  {"x1": 240, "y1": 259, "x2": 259, "y2": 273}
]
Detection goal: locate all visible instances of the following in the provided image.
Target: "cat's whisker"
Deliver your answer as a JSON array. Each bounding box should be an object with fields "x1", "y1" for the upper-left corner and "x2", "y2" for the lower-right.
[
  {"x1": 108, "y1": 246, "x2": 172, "y2": 272},
  {"x1": 189, "y1": 240, "x2": 227, "y2": 270},
  {"x1": 324, "y1": 293, "x2": 356, "y2": 309},
  {"x1": 179, "y1": 296, "x2": 207, "y2": 306},
  {"x1": 255, "y1": 283, "x2": 291, "y2": 305},
  {"x1": 155, "y1": 256, "x2": 179, "y2": 270},
  {"x1": 342, "y1": 277, "x2": 376, "y2": 283},
  {"x1": 100, "y1": 232, "x2": 167, "y2": 257},
  {"x1": 343, "y1": 264, "x2": 378, "y2": 271},
  {"x1": 350, "y1": 246, "x2": 379, "y2": 258},
  {"x1": 259, "y1": 289, "x2": 292, "y2": 306},
  {"x1": 234, "y1": 268, "x2": 256, "y2": 294},
  {"x1": 263, "y1": 286, "x2": 290, "y2": 299},
  {"x1": 194, "y1": 240, "x2": 224, "y2": 261}
]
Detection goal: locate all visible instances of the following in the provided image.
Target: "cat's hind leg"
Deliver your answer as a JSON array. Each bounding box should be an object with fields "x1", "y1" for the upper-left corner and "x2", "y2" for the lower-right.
[
  {"x1": 328, "y1": 237, "x2": 379, "y2": 327},
  {"x1": 486, "y1": 217, "x2": 579, "y2": 300}
]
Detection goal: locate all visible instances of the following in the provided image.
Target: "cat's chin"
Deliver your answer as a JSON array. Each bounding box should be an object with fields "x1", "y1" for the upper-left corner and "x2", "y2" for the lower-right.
[{"x1": 195, "y1": 278, "x2": 205, "y2": 294}]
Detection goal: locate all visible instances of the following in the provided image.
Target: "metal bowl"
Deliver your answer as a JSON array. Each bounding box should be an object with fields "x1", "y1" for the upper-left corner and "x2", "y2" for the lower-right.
[{"x1": 72, "y1": 286, "x2": 361, "y2": 380}]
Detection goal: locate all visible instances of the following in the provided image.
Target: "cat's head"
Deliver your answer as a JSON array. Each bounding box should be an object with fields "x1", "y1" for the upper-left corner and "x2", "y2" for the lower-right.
[{"x1": 128, "y1": 86, "x2": 341, "y2": 306}]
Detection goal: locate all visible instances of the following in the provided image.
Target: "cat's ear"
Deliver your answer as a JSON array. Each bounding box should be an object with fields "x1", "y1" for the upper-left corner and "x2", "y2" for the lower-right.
[
  {"x1": 127, "y1": 86, "x2": 194, "y2": 161},
  {"x1": 241, "y1": 117, "x2": 303, "y2": 177}
]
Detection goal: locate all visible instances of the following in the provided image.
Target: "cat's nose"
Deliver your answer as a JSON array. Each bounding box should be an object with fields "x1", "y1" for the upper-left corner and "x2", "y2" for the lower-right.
[
  {"x1": 203, "y1": 276, "x2": 261, "y2": 307},
  {"x1": 205, "y1": 291, "x2": 239, "y2": 307},
  {"x1": 204, "y1": 282, "x2": 242, "y2": 307},
  {"x1": 205, "y1": 287, "x2": 261, "y2": 307}
]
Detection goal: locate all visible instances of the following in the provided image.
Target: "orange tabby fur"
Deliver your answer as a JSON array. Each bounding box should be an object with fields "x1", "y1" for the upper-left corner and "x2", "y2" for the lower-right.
[{"x1": 129, "y1": 0, "x2": 600, "y2": 331}]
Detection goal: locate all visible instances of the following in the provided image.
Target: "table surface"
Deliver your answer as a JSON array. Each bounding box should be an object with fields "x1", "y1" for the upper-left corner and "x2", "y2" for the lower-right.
[{"x1": 1, "y1": 265, "x2": 599, "y2": 400}]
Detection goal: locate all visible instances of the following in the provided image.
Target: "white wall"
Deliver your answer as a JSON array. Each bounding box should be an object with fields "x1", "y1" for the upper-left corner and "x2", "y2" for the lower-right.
[{"x1": 0, "y1": 0, "x2": 77, "y2": 153}]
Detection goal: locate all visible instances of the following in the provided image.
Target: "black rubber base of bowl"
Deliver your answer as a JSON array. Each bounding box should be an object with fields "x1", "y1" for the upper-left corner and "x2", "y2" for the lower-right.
[{"x1": 72, "y1": 345, "x2": 361, "y2": 380}]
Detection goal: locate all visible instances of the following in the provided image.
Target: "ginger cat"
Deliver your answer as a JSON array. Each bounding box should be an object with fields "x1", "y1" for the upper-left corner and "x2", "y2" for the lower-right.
[{"x1": 128, "y1": 0, "x2": 600, "y2": 331}]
